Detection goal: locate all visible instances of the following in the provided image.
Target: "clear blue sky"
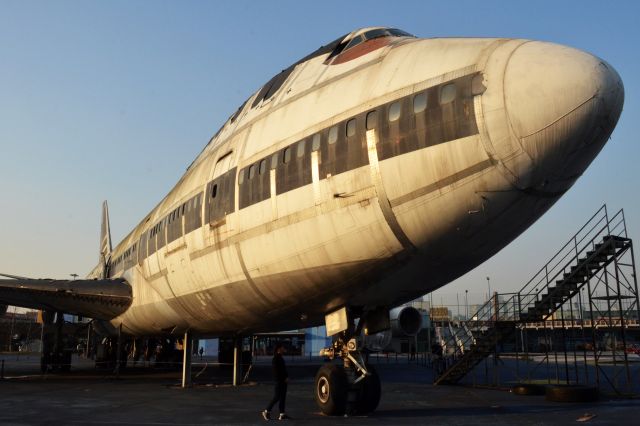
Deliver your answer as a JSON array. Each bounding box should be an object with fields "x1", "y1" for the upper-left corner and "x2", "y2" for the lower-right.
[{"x1": 1, "y1": 1, "x2": 638, "y2": 308}]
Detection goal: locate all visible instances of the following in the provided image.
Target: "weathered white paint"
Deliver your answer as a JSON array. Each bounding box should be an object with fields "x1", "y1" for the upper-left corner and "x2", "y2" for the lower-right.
[{"x1": 91, "y1": 30, "x2": 623, "y2": 336}]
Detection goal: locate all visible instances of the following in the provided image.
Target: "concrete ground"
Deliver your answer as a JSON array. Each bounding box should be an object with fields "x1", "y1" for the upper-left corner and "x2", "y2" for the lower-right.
[{"x1": 0, "y1": 354, "x2": 638, "y2": 425}]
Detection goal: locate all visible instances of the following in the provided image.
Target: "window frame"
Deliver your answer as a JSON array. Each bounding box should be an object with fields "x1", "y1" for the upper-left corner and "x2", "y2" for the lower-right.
[
  {"x1": 328, "y1": 125, "x2": 338, "y2": 144},
  {"x1": 346, "y1": 118, "x2": 356, "y2": 138},
  {"x1": 440, "y1": 83, "x2": 457, "y2": 105},
  {"x1": 311, "y1": 134, "x2": 321, "y2": 151},
  {"x1": 283, "y1": 146, "x2": 292, "y2": 164},
  {"x1": 388, "y1": 101, "x2": 401, "y2": 122},
  {"x1": 297, "y1": 140, "x2": 306, "y2": 158},
  {"x1": 413, "y1": 92, "x2": 427, "y2": 113},
  {"x1": 366, "y1": 110, "x2": 378, "y2": 130}
]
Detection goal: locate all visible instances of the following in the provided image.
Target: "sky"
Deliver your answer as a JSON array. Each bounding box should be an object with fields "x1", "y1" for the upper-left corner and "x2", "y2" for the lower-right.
[{"x1": 1, "y1": 0, "x2": 639, "y2": 310}]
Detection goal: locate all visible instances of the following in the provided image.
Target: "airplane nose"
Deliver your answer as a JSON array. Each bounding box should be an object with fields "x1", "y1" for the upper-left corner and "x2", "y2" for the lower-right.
[{"x1": 503, "y1": 41, "x2": 624, "y2": 193}]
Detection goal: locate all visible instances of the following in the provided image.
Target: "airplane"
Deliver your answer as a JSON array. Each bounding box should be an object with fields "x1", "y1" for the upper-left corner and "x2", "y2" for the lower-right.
[{"x1": 0, "y1": 27, "x2": 624, "y2": 415}]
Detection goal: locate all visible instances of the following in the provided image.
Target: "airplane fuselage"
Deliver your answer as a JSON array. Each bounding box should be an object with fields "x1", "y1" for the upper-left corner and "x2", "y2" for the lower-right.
[{"x1": 94, "y1": 31, "x2": 623, "y2": 337}]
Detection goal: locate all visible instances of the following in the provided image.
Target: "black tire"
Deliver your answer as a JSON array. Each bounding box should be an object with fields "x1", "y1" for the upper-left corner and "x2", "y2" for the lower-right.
[
  {"x1": 315, "y1": 364, "x2": 348, "y2": 416},
  {"x1": 355, "y1": 364, "x2": 381, "y2": 414},
  {"x1": 545, "y1": 385, "x2": 599, "y2": 402},
  {"x1": 512, "y1": 383, "x2": 546, "y2": 396}
]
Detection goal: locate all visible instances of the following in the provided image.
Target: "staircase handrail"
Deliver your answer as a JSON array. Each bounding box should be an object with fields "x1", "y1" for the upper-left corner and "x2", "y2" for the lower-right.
[{"x1": 517, "y1": 206, "x2": 627, "y2": 317}]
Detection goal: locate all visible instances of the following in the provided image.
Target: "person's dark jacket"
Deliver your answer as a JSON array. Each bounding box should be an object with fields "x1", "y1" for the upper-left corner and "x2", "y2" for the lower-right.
[{"x1": 272, "y1": 353, "x2": 288, "y2": 383}]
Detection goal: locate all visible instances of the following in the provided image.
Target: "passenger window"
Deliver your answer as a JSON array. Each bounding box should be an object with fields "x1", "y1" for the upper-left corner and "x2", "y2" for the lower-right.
[
  {"x1": 283, "y1": 146, "x2": 292, "y2": 164},
  {"x1": 259, "y1": 159, "x2": 267, "y2": 175},
  {"x1": 248, "y1": 164, "x2": 256, "y2": 180},
  {"x1": 346, "y1": 119, "x2": 356, "y2": 137},
  {"x1": 212, "y1": 184, "x2": 218, "y2": 199},
  {"x1": 238, "y1": 169, "x2": 245, "y2": 185},
  {"x1": 328, "y1": 126, "x2": 338, "y2": 144},
  {"x1": 389, "y1": 101, "x2": 401, "y2": 122},
  {"x1": 312, "y1": 134, "x2": 321, "y2": 151},
  {"x1": 440, "y1": 83, "x2": 457, "y2": 104},
  {"x1": 270, "y1": 152, "x2": 279, "y2": 169},
  {"x1": 413, "y1": 93, "x2": 427, "y2": 113},
  {"x1": 366, "y1": 110, "x2": 377, "y2": 130},
  {"x1": 297, "y1": 140, "x2": 306, "y2": 157}
]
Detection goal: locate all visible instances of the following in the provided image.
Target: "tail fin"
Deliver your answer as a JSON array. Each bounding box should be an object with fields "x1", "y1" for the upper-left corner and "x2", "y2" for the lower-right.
[{"x1": 99, "y1": 201, "x2": 112, "y2": 278}]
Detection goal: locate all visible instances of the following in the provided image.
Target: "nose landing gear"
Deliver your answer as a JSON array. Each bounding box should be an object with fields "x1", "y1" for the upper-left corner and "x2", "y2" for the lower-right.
[{"x1": 316, "y1": 336, "x2": 381, "y2": 416}]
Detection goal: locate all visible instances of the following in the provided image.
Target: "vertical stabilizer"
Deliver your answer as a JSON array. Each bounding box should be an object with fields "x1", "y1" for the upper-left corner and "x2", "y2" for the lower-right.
[{"x1": 99, "y1": 201, "x2": 112, "y2": 278}]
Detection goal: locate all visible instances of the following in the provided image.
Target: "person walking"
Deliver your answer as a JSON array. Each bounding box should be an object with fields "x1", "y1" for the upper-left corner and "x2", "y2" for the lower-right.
[{"x1": 262, "y1": 342, "x2": 291, "y2": 420}]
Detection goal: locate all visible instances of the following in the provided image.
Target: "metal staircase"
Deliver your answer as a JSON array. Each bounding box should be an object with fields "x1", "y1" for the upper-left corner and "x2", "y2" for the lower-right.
[{"x1": 434, "y1": 205, "x2": 633, "y2": 385}]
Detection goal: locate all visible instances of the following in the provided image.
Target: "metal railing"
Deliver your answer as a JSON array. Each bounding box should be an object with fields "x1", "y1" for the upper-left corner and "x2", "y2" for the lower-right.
[
  {"x1": 437, "y1": 206, "x2": 630, "y2": 371},
  {"x1": 517, "y1": 205, "x2": 627, "y2": 321}
]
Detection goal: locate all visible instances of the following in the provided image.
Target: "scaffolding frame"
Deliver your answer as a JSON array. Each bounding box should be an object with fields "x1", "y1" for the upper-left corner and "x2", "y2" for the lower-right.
[{"x1": 435, "y1": 205, "x2": 639, "y2": 396}]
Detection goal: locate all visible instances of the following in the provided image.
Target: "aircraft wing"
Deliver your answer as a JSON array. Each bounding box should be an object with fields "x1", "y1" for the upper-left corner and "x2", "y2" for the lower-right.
[{"x1": 0, "y1": 273, "x2": 132, "y2": 320}]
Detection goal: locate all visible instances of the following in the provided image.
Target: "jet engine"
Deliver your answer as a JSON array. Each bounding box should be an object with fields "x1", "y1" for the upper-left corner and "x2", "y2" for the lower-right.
[{"x1": 390, "y1": 306, "x2": 423, "y2": 337}]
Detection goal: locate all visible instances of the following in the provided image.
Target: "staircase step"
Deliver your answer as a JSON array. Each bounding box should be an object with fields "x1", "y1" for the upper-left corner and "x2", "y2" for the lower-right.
[{"x1": 556, "y1": 280, "x2": 579, "y2": 288}]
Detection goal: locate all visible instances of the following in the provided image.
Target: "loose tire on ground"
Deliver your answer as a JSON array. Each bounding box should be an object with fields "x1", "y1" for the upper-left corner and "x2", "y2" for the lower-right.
[
  {"x1": 512, "y1": 383, "x2": 546, "y2": 396},
  {"x1": 355, "y1": 364, "x2": 381, "y2": 414},
  {"x1": 545, "y1": 385, "x2": 599, "y2": 402},
  {"x1": 315, "y1": 364, "x2": 348, "y2": 416}
]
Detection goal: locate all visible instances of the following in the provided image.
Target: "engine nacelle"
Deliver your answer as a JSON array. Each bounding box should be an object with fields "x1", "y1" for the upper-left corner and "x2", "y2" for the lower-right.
[{"x1": 390, "y1": 306, "x2": 423, "y2": 337}]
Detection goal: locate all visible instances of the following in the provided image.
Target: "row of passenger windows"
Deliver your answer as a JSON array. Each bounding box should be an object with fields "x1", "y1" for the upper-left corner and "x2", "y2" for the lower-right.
[
  {"x1": 239, "y1": 81, "x2": 463, "y2": 185},
  {"x1": 110, "y1": 192, "x2": 203, "y2": 276},
  {"x1": 110, "y1": 74, "x2": 479, "y2": 275}
]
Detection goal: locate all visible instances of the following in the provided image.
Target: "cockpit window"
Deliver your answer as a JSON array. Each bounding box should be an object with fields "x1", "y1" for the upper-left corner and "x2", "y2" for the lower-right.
[
  {"x1": 388, "y1": 28, "x2": 414, "y2": 37},
  {"x1": 344, "y1": 35, "x2": 364, "y2": 51},
  {"x1": 363, "y1": 28, "x2": 388, "y2": 41},
  {"x1": 339, "y1": 28, "x2": 415, "y2": 56}
]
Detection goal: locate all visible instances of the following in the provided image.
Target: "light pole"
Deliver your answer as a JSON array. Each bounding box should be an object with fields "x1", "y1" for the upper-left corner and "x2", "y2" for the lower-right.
[
  {"x1": 465, "y1": 290, "x2": 469, "y2": 320},
  {"x1": 486, "y1": 276, "x2": 491, "y2": 300}
]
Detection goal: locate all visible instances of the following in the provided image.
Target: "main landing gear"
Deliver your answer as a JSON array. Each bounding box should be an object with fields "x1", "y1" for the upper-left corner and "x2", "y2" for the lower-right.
[{"x1": 315, "y1": 308, "x2": 382, "y2": 416}]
